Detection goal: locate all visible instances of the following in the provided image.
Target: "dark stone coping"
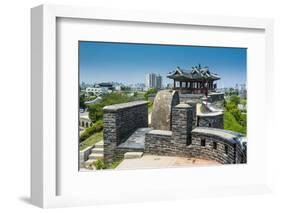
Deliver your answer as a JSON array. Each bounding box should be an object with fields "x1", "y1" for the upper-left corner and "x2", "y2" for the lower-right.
[
  {"x1": 192, "y1": 127, "x2": 243, "y2": 144},
  {"x1": 147, "y1": 129, "x2": 172, "y2": 136},
  {"x1": 103, "y1": 101, "x2": 148, "y2": 112}
]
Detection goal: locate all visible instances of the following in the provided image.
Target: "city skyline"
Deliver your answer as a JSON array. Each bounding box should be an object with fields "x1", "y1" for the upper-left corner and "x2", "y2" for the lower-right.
[{"x1": 79, "y1": 41, "x2": 247, "y2": 88}]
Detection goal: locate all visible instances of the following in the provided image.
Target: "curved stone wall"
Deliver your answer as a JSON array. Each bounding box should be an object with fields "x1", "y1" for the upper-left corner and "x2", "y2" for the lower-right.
[
  {"x1": 191, "y1": 127, "x2": 246, "y2": 164},
  {"x1": 207, "y1": 92, "x2": 224, "y2": 103},
  {"x1": 197, "y1": 111, "x2": 224, "y2": 129},
  {"x1": 151, "y1": 90, "x2": 179, "y2": 130}
]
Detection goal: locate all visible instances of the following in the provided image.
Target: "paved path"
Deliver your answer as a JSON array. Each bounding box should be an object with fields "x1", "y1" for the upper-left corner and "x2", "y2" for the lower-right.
[{"x1": 116, "y1": 155, "x2": 219, "y2": 170}]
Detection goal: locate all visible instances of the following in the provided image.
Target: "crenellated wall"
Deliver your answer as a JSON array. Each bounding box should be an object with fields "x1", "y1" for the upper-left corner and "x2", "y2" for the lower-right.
[
  {"x1": 102, "y1": 95, "x2": 246, "y2": 165},
  {"x1": 207, "y1": 92, "x2": 224, "y2": 103},
  {"x1": 197, "y1": 112, "x2": 224, "y2": 129},
  {"x1": 145, "y1": 103, "x2": 193, "y2": 156},
  {"x1": 145, "y1": 130, "x2": 173, "y2": 155},
  {"x1": 103, "y1": 101, "x2": 148, "y2": 164},
  {"x1": 191, "y1": 127, "x2": 246, "y2": 164}
]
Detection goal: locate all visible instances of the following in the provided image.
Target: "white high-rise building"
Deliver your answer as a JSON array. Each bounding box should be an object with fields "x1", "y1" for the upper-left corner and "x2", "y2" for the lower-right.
[{"x1": 146, "y1": 73, "x2": 162, "y2": 90}]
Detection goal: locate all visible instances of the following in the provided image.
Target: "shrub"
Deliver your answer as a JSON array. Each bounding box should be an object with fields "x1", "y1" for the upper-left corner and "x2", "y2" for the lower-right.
[
  {"x1": 88, "y1": 104, "x2": 103, "y2": 123},
  {"x1": 80, "y1": 120, "x2": 103, "y2": 142},
  {"x1": 144, "y1": 88, "x2": 157, "y2": 100},
  {"x1": 94, "y1": 159, "x2": 105, "y2": 170}
]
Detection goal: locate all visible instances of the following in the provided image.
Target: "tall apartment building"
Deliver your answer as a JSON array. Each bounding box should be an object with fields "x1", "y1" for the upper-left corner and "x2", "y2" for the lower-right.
[{"x1": 146, "y1": 73, "x2": 162, "y2": 90}]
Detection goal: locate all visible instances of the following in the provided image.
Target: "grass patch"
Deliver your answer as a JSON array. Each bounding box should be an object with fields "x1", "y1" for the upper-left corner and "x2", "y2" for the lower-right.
[
  {"x1": 224, "y1": 111, "x2": 246, "y2": 135},
  {"x1": 80, "y1": 131, "x2": 103, "y2": 151},
  {"x1": 105, "y1": 158, "x2": 123, "y2": 169}
]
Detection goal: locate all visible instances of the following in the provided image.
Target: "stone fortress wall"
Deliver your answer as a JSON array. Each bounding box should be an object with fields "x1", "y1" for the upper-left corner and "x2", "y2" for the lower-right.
[
  {"x1": 102, "y1": 90, "x2": 246, "y2": 165},
  {"x1": 207, "y1": 92, "x2": 224, "y2": 103},
  {"x1": 103, "y1": 101, "x2": 148, "y2": 163},
  {"x1": 191, "y1": 128, "x2": 246, "y2": 164},
  {"x1": 196, "y1": 112, "x2": 224, "y2": 129}
]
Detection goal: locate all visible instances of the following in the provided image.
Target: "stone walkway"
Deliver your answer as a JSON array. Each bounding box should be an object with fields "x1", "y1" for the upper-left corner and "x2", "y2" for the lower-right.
[
  {"x1": 116, "y1": 155, "x2": 219, "y2": 170},
  {"x1": 118, "y1": 127, "x2": 152, "y2": 149}
]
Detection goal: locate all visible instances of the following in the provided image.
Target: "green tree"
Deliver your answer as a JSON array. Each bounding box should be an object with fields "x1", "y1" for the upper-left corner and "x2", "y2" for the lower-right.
[
  {"x1": 229, "y1": 95, "x2": 240, "y2": 105},
  {"x1": 88, "y1": 104, "x2": 103, "y2": 123},
  {"x1": 144, "y1": 88, "x2": 157, "y2": 100},
  {"x1": 80, "y1": 94, "x2": 86, "y2": 109}
]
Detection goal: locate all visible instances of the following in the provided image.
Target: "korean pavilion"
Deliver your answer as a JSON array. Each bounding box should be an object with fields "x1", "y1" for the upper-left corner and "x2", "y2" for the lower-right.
[{"x1": 167, "y1": 65, "x2": 220, "y2": 95}]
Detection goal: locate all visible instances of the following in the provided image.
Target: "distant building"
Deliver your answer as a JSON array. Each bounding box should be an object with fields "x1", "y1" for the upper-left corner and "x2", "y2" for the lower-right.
[
  {"x1": 97, "y1": 82, "x2": 114, "y2": 90},
  {"x1": 146, "y1": 73, "x2": 162, "y2": 90},
  {"x1": 86, "y1": 87, "x2": 108, "y2": 96},
  {"x1": 156, "y1": 75, "x2": 162, "y2": 89},
  {"x1": 130, "y1": 83, "x2": 146, "y2": 92},
  {"x1": 239, "y1": 83, "x2": 247, "y2": 99},
  {"x1": 79, "y1": 111, "x2": 92, "y2": 129},
  {"x1": 113, "y1": 84, "x2": 122, "y2": 91}
]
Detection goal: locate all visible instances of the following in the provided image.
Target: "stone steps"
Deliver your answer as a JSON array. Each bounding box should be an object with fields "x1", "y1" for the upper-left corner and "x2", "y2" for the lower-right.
[
  {"x1": 88, "y1": 153, "x2": 104, "y2": 160},
  {"x1": 84, "y1": 159, "x2": 97, "y2": 169},
  {"x1": 91, "y1": 147, "x2": 104, "y2": 154},
  {"x1": 124, "y1": 152, "x2": 143, "y2": 159},
  {"x1": 94, "y1": 140, "x2": 104, "y2": 148},
  {"x1": 81, "y1": 140, "x2": 104, "y2": 170}
]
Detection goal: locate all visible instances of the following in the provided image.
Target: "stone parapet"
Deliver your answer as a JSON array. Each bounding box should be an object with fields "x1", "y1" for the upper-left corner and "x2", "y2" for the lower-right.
[
  {"x1": 103, "y1": 101, "x2": 148, "y2": 164},
  {"x1": 172, "y1": 103, "x2": 193, "y2": 146},
  {"x1": 207, "y1": 92, "x2": 224, "y2": 103},
  {"x1": 144, "y1": 130, "x2": 174, "y2": 156},
  {"x1": 197, "y1": 111, "x2": 224, "y2": 129},
  {"x1": 191, "y1": 127, "x2": 246, "y2": 164}
]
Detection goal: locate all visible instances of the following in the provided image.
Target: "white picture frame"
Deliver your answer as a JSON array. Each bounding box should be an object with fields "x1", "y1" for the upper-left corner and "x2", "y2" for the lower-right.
[{"x1": 31, "y1": 4, "x2": 274, "y2": 208}]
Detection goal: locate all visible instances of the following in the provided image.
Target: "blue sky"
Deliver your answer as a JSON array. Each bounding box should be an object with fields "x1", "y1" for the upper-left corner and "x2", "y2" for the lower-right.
[{"x1": 79, "y1": 41, "x2": 246, "y2": 88}]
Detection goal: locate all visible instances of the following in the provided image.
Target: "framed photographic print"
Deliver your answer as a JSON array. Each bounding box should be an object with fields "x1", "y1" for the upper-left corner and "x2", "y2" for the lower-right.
[{"x1": 31, "y1": 4, "x2": 274, "y2": 208}]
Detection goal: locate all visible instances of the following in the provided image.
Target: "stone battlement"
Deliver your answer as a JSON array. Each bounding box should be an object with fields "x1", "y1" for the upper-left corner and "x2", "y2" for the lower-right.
[
  {"x1": 102, "y1": 91, "x2": 246, "y2": 165},
  {"x1": 103, "y1": 101, "x2": 148, "y2": 112},
  {"x1": 103, "y1": 101, "x2": 148, "y2": 163}
]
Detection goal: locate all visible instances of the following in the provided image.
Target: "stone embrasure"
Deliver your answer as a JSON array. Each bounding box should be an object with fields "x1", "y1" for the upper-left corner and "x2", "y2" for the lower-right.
[{"x1": 103, "y1": 101, "x2": 148, "y2": 112}]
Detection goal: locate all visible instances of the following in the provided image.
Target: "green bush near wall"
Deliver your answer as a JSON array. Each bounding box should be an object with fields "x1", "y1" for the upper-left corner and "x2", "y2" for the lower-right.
[{"x1": 80, "y1": 120, "x2": 103, "y2": 142}]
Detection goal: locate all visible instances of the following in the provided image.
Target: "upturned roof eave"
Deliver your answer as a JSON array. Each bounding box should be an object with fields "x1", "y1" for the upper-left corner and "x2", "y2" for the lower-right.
[{"x1": 167, "y1": 75, "x2": 220, "y2": 81}]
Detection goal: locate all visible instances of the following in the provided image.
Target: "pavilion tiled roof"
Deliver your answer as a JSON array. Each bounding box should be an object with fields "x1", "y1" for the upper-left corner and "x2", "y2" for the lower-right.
[{"x1": 167, "y1": 65, "x2": 220, "y2": 81}]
